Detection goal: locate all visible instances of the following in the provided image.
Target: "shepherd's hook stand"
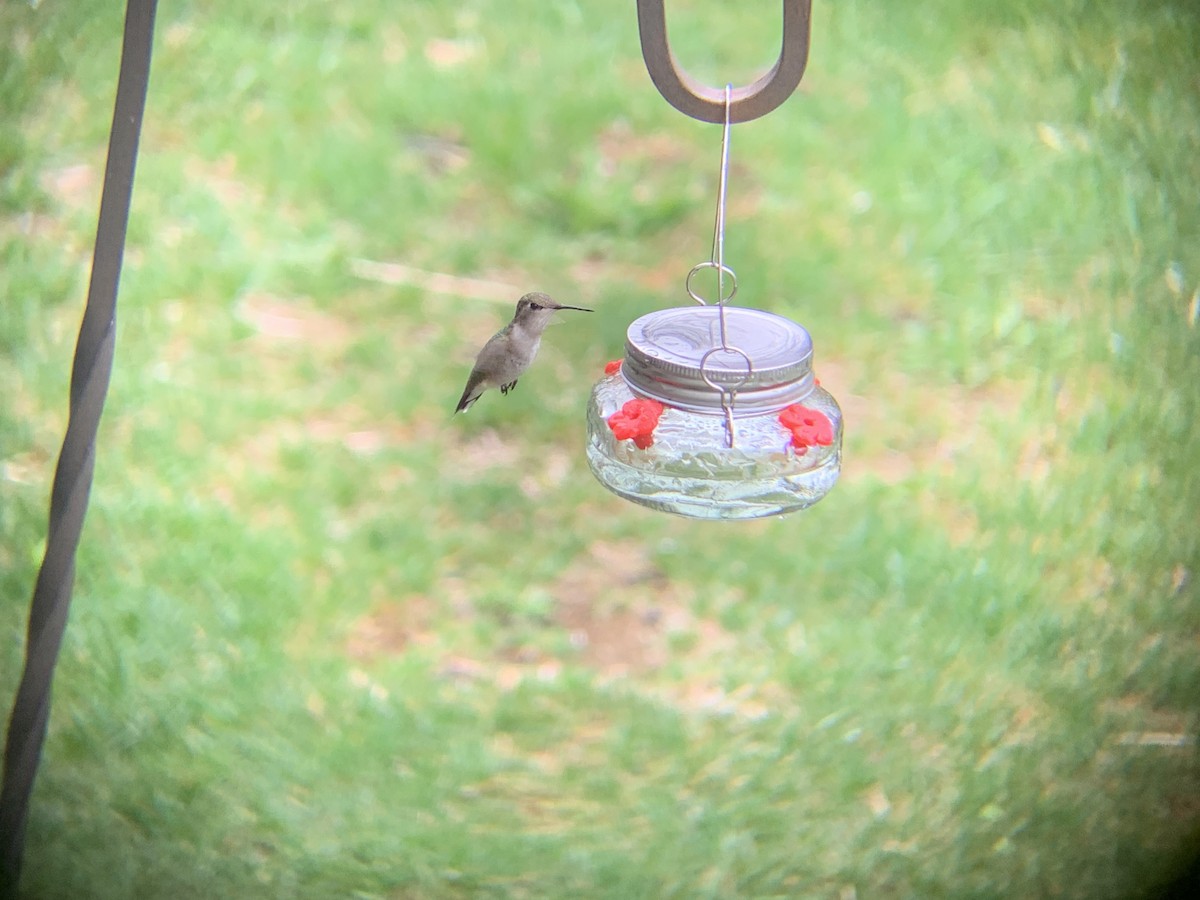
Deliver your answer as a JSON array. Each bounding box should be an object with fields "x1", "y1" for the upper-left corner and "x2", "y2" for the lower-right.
[
  {"x1": 636, "y1": 0, "x2": 812, "y2": 123},
  {"x1": 0, "y1": 2, "x2": 158, "y2": 894}
]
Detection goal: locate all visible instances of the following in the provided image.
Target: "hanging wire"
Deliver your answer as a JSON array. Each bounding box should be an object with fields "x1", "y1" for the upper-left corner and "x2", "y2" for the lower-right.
[
  {"x1": 640, "y1": 1, "x2": 813, "y2": 447},
  {"x1": 711, "y1": 78, "x2": 732, "y2": 311},
  {"x1": 688, "y1": 85, "x2": 752, "y2": 449},
  {"x1": 684, "y1": 79, "x2": 736, "y2": 316},
  {"x1": 0, "y1": 1, "x2": 158, "y2": 893}
]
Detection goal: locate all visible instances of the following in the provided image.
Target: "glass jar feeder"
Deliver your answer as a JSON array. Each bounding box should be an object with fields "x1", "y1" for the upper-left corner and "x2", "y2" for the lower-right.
[{"x1": 587, "y1": 305, "x2": 842, "y2": 519}]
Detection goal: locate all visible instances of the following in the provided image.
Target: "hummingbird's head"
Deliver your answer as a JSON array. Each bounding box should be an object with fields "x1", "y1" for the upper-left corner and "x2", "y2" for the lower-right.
[{"x1": 512, "y1": 292, "x2": 593, "y2": 330}]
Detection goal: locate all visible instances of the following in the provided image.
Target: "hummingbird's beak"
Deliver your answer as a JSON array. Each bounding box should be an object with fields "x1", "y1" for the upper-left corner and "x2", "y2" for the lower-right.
[{"x1": 552, "y1": 304, "x2": 593, "y2": 312}]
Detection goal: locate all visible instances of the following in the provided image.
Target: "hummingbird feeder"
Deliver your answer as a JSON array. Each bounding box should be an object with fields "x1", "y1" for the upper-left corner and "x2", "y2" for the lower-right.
[{"x1": 586, "y1": 0, "x2": 843, "y2": 520}]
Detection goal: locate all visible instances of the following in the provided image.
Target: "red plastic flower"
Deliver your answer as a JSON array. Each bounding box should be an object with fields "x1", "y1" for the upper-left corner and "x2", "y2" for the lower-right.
[
  {"x1": 604, "y1": 359, "x2": 622, "y2": 376},
  {"x1": 779, "y1": 404, "x2": 834, "y2": 454},
  {"x1": 607, "y1": 398, "x2": 665, "y2": 450}
]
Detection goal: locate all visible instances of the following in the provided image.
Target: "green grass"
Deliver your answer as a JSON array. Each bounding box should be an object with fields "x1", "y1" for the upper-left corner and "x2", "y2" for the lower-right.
[{"x1": 2, "y1": 0, "x2": 1199, "y2": 897}]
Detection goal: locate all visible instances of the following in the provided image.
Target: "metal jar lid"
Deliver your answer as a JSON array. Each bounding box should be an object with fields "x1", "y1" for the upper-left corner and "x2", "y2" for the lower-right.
[{"x1": 620, "y1": 306, "x2": 815, "y2": 414}]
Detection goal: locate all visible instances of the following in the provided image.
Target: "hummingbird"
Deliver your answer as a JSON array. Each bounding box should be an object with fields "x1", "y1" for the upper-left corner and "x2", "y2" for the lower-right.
[{"x1": 454, "y1": 291, "x2": 593, "y2": 413}]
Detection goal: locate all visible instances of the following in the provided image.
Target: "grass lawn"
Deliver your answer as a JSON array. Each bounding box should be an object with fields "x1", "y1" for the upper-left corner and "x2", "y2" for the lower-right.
[{"x1": 2, "y1": 0, "x2": 1198, "y2": 896}]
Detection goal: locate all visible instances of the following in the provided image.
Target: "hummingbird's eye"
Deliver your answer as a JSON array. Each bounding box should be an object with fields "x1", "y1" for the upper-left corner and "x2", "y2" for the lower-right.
[{"x1": 530, "y1": 303, "x2": 542, "y2": 311}]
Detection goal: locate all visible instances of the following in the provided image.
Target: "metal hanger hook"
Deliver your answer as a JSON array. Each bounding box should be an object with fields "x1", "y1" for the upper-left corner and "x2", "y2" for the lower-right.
[{"x1": 636, "y1": 0, "x2": 812, "y2": 124}]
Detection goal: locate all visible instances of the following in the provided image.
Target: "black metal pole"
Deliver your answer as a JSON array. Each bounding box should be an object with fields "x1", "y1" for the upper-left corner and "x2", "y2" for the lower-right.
[{"x1": 0, "y1": 1, "x2": 157, "y2": 894}]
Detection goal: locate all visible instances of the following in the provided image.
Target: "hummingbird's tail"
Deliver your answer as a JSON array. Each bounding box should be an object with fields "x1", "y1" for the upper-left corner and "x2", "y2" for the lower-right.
[{"x1": 455, "y1": 371, "x2": 486, "y2": 413}]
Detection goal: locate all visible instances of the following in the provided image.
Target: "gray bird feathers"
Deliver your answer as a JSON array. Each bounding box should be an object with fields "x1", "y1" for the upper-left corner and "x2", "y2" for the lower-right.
[{"x1": 455, "y1": 291, "x2": 592, "y2": 413}]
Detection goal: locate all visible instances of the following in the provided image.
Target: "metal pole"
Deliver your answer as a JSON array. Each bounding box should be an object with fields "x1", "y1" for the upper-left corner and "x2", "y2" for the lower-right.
[{"x1": 0, "y1": 1, "x2": 157, "y2": 893}]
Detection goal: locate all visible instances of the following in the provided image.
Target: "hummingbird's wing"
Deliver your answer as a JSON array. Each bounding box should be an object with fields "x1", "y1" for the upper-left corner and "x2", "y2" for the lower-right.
[{"x1": 455, "y1": 326, "x2": 517, "y2": 413}]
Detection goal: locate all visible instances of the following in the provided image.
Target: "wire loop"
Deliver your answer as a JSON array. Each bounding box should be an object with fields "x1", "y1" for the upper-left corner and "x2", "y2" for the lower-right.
[
  {"x1": 699, "y1": 346, "x2": 754, "y2": 395},
  {"x1": 685, "y1": 261, "x2": 738, "y2": 306}
]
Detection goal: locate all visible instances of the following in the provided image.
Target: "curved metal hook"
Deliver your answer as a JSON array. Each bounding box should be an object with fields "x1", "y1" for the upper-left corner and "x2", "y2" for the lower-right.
[{"x1": 636, "y1": 0, "x2": 812, "y2": 124}]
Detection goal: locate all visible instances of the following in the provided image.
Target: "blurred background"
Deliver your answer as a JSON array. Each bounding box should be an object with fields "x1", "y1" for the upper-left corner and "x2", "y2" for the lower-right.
[{"x1": 1, "y1": 0, "x2": 1198, "y2": 896}]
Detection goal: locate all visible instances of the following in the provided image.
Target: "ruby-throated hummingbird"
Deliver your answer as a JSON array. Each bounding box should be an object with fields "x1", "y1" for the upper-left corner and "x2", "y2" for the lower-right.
[{"x1": 454, "y1": 291, "x2": 593, "y2": 413}]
